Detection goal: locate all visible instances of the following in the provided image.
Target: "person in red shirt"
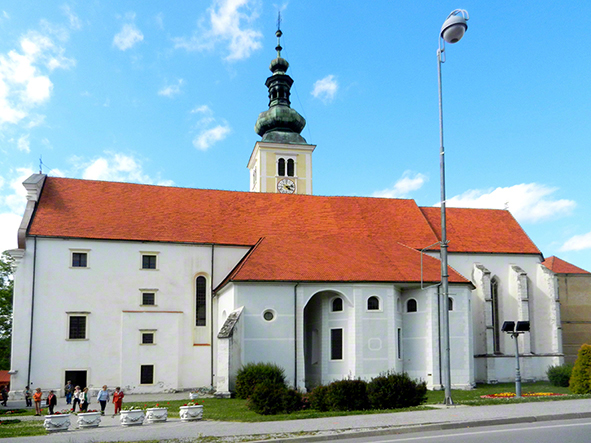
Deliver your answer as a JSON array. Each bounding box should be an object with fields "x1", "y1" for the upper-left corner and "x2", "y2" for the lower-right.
[
  {"x1": 33, "y1": 388, "x2": 43, "y2": 416},
  {"x1": 112, "y1": 387, "x2": 124, "y2": 416}
]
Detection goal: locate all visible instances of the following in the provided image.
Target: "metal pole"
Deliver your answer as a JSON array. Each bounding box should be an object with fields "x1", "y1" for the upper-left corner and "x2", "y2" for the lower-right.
[
  {"x1": 513, "y1": 333, "x2": 522, "y2": 398},
  {"x1": 438, "y1": 47, "x2": 453, "y2": 406}
]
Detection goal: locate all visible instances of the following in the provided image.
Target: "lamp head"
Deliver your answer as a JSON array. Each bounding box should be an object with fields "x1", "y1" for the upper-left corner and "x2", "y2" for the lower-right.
[
  {"x1": 501, "y1": 321, "x2": 515, "y2": 333},
  {"x1": 440, "y1": 9, "x2": 469, "y2": 44}
]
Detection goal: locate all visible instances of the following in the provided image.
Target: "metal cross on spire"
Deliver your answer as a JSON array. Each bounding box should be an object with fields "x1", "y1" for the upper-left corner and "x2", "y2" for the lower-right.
[{"x1": 275, "y1": 11, "x2": 283, "y2": 57}]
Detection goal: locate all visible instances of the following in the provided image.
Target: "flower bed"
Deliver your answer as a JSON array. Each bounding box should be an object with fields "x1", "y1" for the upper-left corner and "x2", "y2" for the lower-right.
[{"x1": 480, "y1": 392, "x2": 568, "y2": 399}]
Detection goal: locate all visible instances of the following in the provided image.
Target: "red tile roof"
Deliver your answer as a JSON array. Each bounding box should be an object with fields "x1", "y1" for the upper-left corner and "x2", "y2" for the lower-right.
[
  {"x1": 27, "y1": 177, "x2": 541, "y2": 284},
  {"x1": 543, "y1": 256, "x2": 590, "y2": 274},
  {"x1": 420, "y1": 207, "x2": 541, "y2": 255}
]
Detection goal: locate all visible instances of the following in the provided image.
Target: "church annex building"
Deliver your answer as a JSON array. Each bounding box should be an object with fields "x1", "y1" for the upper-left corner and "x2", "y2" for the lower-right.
[{"x1": 7, "y1": 31, "x2": 563, "y2": 397}]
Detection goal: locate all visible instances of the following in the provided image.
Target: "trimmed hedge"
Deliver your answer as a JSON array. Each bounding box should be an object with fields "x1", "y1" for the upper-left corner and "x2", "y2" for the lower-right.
[
  {"x1": 547, "y1": 363, "x2": 573, "y2": 388},
  {"x1": 570, "y1": 344, "x2": 591, "y2": 394},
  {"x1": 326, "y1": 378, "x2": 369, "y2": 411},
  {"x1": 248, "y1": 380, "x2": 288, "y2": 415},
  {"x1": 235, "y1": 362, "x2": 286, "y2": 399},
  {"x1": 367, "y1": 371, "x2": 427, "y2": 409}
]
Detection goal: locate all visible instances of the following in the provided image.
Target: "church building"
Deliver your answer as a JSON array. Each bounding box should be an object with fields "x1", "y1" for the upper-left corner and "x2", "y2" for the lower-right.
[{"x1": 7, "y1": 30, "x2": 563, "y2": 397}]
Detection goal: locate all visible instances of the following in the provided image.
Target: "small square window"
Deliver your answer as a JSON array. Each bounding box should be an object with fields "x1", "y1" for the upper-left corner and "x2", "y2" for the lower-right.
[
  {"x1": 68, "y1": 315, "x2": 87, "y2": 340},
  {"x1": 142, "y1": 255, "x2": 157, "y2": 269},
  {"x1": 142, "y1": 292, "x2": 155, "y2": 306},
  {"x1": 71, "y1": 252, "x2": 88, "y2": 268},
  {"x1": 140, "y1": 365, "x2": 154, "y2": 384},
  {"x1": 141, "y1": 332, "x2": 155, "y2": 345}
]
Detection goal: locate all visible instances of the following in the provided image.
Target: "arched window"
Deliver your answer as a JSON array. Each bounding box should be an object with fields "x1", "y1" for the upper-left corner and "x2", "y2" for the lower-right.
[
  {"x1": 287, "y1": 159, "x2": 295, "y2": 177},
  {"x1": 278, "y1": 158, "x2": 285, "y2": 176},
  {"x1": 407, "y1": 299, "x2": 417, "y2": 313},
  {"x1": 491, "y1": 278, "x2": 501, "y2": 353},
  {"x1": 448, "y1": 297, "x2": 454, "y2": 311},
  {"x1": 367, "y1": 296, "x2": 380, "y2": 310},
  {"x1": 332, "y1": 297, "x2": 343, "y2": 312},
  {"x1": 196, "y1": 276, "x2": 207, "y2": 326}
]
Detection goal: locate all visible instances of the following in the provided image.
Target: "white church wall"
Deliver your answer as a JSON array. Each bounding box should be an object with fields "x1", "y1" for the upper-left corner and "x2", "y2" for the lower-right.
[
  {"x1": 10, "y1": 237, "x2": 248, "y2": 396},
  {"x1": 442, "y1": 252, "x2": 562, "y2": 382},
  {"x1": 234, "y1": 283, "x2": 297, "y2": 386},
  {"x1": 448, "y1": 285, "x2": 475, "y2": 388}
]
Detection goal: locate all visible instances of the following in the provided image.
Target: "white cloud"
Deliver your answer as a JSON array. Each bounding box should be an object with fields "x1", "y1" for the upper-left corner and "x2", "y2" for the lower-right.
[
  {"x1": 193, "y1": 125, "x2": 231, "y2": 151},
  {"x1": 17, "y1": 135, "x2": 30, "y2": 153},
  {"x1": 77, "y1": 152, "x2": 174, "y2": 187},
  {"x1": 158, "y1": 79, "x2": 184, "y2": 97},
  {"x1": 373, "y1": 171, "x2": 427, "y2": 198},
  {"x1": 173, "y1": 0, "x2": 262, "y2": 62},
  {"x1": 311, "y1": 75, "x2": 338, "y2": 103},
  {"x1": 191, "y1": 105, "x2": 212, "y2": 114},
  {"x1": 0, "y1": 28, "x2": 74, "y2": 126},
  {"x1": 445, "y1": 183, "x2": 576, "y2": 223},
  {"x1": 0, "y1": 213, "x2": 21, "y2": 253},
  {"x1": 561, "y1": 232, "x2": 591, "y2": 252},
  {"x1": 113, "y1": 23, "x2": 144, "y2": 51},
  {"x1": 62, "y1": 5, "x2": 82, "y2": 30}
]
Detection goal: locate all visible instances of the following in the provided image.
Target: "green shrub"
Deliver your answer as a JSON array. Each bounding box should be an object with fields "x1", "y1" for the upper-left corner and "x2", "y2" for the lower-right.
[
  {"x1": 570, "y1": 344, "x2": 591, "y2": 394},
  {"x1": 235, "y1": 362, "x2": 286, "y2": 399},
  {"x1": 309, "y1": 385, "x2": 330, "y2": 411},
  {"x1": 547, "y1": 363, "x2": 573, "y2": 387},
  {"x1": 367, "y1": 371, "x2": 427, "y2": 409},
  {"x1": 283, "y1": 388, "x2": 304, "y2": 413},
  {"x1": 326, "y1": 378, "x2": 369, "y2": 411},
  {"x1": 248, "y1": 380, "x2": 287, "y2": 415}
]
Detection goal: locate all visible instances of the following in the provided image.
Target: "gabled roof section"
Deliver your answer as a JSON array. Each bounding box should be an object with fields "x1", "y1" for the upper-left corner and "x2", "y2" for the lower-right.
[
  {"x1": 226, "y1": 235, "x2": 470, "y2": 284},
  {"x1": 28, "y1": 177, "x2": 439, "y2": 249},
  {"x1": 419, "y1": 207, "x2": 541, "y2": 255},
  {"x1": 543, "y1": 256, "x2": 590, "y2": 274}
]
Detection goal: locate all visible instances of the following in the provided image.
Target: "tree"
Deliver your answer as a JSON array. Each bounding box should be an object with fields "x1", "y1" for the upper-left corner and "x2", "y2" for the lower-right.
[{"x1": 0, "y1": 253, "x2": 15, "y2": 370}]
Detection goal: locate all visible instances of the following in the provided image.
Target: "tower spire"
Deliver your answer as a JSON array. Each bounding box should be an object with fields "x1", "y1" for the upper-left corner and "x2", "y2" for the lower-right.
[{"x1": 254, "y1": 21, "x2": 307, "y2": 144}]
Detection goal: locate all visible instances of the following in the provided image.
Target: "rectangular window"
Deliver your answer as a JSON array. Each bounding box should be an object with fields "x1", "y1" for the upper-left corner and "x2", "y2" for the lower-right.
[
  {"x1": 196, "y1": 276, "x2": 207, "y2": 327},
  {"x1": 140, "y1": 365, "x2": 154, "y2": 384},
  {"x1": 331, "y1": 328, "x2": 343, "y2": 360},
  {"x1": 72, "y1": 252, "x2": 87, "y2": 268},
  {"x1": 142, "y1": 292, "x2": 155, "y2": 306},
  {"x1": 68, "y1": 316, "x2": 87, "y2": 340},
  {"x1": 142, "y1": 254, "x2": 157, "y2": 269},
  {"x1": 397, "y1": 328, "x2": 402, "y2": 359},
  {"x1": 141, "y1": 332, "x2": 155, "y2": 345}
]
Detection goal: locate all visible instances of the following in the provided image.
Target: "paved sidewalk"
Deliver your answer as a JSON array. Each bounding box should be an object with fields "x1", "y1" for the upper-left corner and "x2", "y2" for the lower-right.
[{"x1": 7, "y1": 396, "x2": 591, "y2": 442}]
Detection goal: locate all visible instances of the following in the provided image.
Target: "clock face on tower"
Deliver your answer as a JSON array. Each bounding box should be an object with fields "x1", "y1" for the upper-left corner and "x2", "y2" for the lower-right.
[{"x1": 277, "y1": 178, "x2": 296, "y2": 194}]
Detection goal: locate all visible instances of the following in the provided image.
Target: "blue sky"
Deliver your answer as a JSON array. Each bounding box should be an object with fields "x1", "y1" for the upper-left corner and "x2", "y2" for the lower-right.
[{"x1": 1, "y1": 1, "x2": 590, "y2": 272}]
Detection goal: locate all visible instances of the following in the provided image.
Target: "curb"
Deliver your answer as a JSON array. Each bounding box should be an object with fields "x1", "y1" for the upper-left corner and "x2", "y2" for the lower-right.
[{"x1": 249, "y1": 411, "x2": 591, "y2": 443}]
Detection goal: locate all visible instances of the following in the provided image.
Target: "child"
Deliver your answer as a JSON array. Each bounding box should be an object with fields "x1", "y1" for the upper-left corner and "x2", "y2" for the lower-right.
[
  {"x1": 33, "y1": 388, "x2": 42, "y2": 416},
  {"x1": 112, "y1": 387, "x2": 124, "y2": 416}
]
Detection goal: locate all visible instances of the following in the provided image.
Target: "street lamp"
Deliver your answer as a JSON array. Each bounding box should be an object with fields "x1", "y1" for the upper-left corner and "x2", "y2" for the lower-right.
[
  {"x1": 502, "y1": 321, "x2": 531, "y2": 398},
  {"x1": 437, "y1": 9, "x2": 469, "y2": 406}
]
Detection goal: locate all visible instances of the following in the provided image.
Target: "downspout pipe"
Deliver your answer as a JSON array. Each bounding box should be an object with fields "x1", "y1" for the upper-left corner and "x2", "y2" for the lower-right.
[
  {"x1": 211, "y1": 244, "x2": 215, "y2": 389},
  {"x1": 27, "y1": 237, "x2": 37, "y2": 387},
  {"x1": 294, "y1": 283, "x2": 299, "y2": 390}
]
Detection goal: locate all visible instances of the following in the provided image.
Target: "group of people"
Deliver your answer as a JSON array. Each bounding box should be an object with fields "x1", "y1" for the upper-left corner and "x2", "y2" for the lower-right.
[
  {"x1": 22, "y1": 382, "x2": 125, "y2": 416},
  {"x1": 64, "y1": 382, "x2": 125, "y2": 415}
]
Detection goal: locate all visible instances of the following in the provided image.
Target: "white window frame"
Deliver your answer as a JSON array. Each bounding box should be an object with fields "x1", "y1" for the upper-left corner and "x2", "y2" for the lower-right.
[
  {"x1": 140, "y1": 364, "x2": 155, "y2": 385},
  {"x1": 366, "y1": 295, "x2": 382, "y2": 312},
  {"x1": 140, "y1": 251, "x2": 159, "y2": 270},
  {"x1": 330, "y1": 328, "x2": 344, "y2": 361},
  {"x1": 70, "y1": 249, "x2": 90, "y2": 269},
  {"x1": 140, "y1": 289, "x2": 158, "y2": 307},
  {"x1": 140, "y1": 329, "x2": 157, "y2": 345},
  {"x1": 275, "y1": 153, "x2": 298, "y2": 177},
  {"x1": 66, "y1": 312, "x2": 90, "y2": 341}
]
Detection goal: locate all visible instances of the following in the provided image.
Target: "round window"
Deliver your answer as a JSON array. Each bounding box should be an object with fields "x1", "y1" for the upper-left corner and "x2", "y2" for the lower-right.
[{"x1": 263, "y1": 310, "x2": 275, "y2": 321}]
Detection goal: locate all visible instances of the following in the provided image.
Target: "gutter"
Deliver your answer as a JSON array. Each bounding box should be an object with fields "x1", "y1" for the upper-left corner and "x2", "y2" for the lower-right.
[{"x1": 294, "y1": 282, "x2": 299, "y2": 389}]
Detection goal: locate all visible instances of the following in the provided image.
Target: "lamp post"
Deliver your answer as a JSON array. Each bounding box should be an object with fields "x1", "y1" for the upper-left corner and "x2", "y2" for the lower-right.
[
  {"x1": 437, "y1": 9, "x2": 469, "y2": 406},
  {"x1": 501, "y1": 321, "x2": 531, "y2": 398}
]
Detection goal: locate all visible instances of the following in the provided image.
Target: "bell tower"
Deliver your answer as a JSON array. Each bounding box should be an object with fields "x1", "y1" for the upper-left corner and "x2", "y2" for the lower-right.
[{"x1": 247, "y1": 20, "x2": 316, "y2": 195}]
